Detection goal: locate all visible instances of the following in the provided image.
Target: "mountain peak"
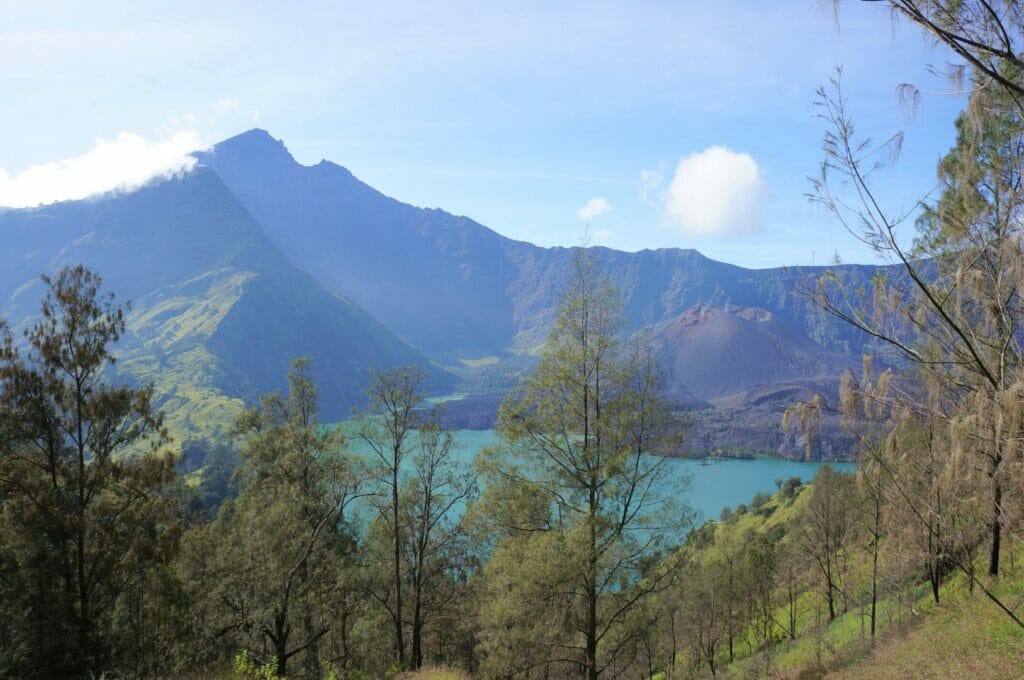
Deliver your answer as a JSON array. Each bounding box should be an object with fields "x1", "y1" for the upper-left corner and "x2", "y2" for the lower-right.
[
  {"x1": 205, "y1": 129, "x2": 296, "y2": 168},
  {"x1": 219, "y1": 127, "x2": 278, "y2": 145}
]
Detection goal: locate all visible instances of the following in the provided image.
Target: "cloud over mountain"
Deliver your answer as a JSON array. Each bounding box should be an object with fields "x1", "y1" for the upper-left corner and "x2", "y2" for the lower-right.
[
  {"x1": 0, "y1": 131, "x2": 203, "y2": 208},
  {"x1": 663, "y1": 146, "x2": 764, "y2": 237}
]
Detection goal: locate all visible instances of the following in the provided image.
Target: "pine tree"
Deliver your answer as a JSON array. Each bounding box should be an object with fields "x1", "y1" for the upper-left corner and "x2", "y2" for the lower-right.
[{"x1": 0, "y1": 265, "x2": 174, "y2": 678}]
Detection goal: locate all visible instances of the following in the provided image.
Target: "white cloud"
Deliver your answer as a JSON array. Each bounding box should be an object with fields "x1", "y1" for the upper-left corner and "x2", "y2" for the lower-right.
[
  {"x1": 638, "y1": 165, "x2": 665, "y2": 202},
  {"x1": 214, "y1": 98, "x2": 240, "y2": 113},
  {"x1": 0, "y1": 131, "x2": 204, "y2": 208},
  {"x1": 593, "y1": 227, "x2": 611, "y2": 242},
  {"x1": 663, "y1": 146, "x2": 764, "y2": 236},
  {"x1": 577, "y1": 196, "x2": 610, "y2": 221}
]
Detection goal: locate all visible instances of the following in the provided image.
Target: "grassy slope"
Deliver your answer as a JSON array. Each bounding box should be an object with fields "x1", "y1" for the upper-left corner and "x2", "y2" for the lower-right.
[
  {"x1": 115, "y1": 270, "x2": 252, "y2": 450},
  {"x1": 824, "y1": 571, "x2": 1024, "y2": 679},
  {"x1": 701, "y1": 488, "x2": 1024, "y2": 679}
]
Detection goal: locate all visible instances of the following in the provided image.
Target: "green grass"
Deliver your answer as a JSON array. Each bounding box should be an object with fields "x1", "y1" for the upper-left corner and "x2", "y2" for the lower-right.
[
  {"x1": 828, "y1": 574, "x2": 1024, "y2": 679},
  {"x1": 119, "y1": 348, "x2": 245, "y2": 447},
  {"x1": 721, "y1": 553, "x2": 1024, "y2": 679},
  {"x1": 677, "y1": 485, "x2": 1024, "y2": 680},
  {"x1": 110, "y1": 269, "x2": 258, "y2": 455}
]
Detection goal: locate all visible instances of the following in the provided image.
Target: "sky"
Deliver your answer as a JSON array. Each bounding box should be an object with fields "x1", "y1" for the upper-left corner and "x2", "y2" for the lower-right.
[{"x1": 0, "y1": 1, "x2": 968, "y2": 268}]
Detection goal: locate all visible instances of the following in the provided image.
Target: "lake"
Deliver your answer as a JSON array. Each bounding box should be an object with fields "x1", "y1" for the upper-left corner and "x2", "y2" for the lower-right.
[{"x1": 407, "y1": 429, "x2": 856, "y2": 525}]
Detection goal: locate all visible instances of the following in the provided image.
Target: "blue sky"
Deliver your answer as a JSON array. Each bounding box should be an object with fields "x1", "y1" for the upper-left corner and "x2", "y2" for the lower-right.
[{"x1": 0, "y1": 1, "x2": 966, "y2": 268}]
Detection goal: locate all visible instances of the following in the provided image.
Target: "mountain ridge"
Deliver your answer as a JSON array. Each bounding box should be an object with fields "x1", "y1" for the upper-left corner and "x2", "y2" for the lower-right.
[
  {"x1": 0, "y1": 128, "x2": 883, "y2": 457},
  {"x1": 202, "y1": 129, "x2": 877, "y2": 359}
]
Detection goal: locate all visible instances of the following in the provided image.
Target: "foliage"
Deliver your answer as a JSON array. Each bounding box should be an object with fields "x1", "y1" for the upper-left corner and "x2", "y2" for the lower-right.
[
  {"x1": 793, "y1": 0, "x2": 1024, "y2": 633},
  {"x1": 474, "y1": 251, "x2": 691, "y2": 679},
  {"x1": 354, "y1": 366, "x2": 476, "y2": 672},
  {"x1": 233, "y1": 650, "x2": 281, "y2": 680},
  {"x1": 0, "y1": 265, "x2": 178, "y2": 679},
  {"x1": 181, "y1": 357, "x2": 365, "y2": 678}
]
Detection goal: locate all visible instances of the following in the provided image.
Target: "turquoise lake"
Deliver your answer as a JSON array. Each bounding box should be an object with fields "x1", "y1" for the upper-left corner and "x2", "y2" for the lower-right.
[{"x1": 389, "y1": 429, "x2": 855, "y2": 526}]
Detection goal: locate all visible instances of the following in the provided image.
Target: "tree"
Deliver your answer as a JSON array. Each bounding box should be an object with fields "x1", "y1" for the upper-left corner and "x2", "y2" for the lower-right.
[
  {"x1": 185, "y1": 358, "x2": 364, "y2": 678},
  {"x1": 403, "y1": 423, "x2": 474, "y2": 669},
  {"x1": 743, "y1": 530, "x2": 780, "y2": 647},
  {"x1": 480, "y1": 251, "x2": 690, "y2": 679},
  {"x1": 794, "y1": 467, "x2": 856, "y2": 622},
  {"x1": 883, "y1": 1, "x2": 1024, "y2": 109},
  {"x1": 0, "y1": 265, "x2": 175, "y2": 678},
  {"x1": 680, "y1": 562, "x2": 727, "y2": 677},
  {"x1": 707, "y1": 525, "x2": 745, "y2": 664},
  {"x1": 777, "y1": 535, "x2": 806, "y2": 642},
  {"x1": 356, "y1": 366, "x2": 472, "y2": 671},
  {"x1": 475, "y1": 527, "x2": 582, "y2": 678},
  {"x1": 357, "y1": 367, "x2": 421, "y2": 669},
  {"x1": 804, "y1": 1, "x2": 1024, "y2": 627},
  {"x1": 858, "y1": 451, "x2": 886, "y2": 638}
]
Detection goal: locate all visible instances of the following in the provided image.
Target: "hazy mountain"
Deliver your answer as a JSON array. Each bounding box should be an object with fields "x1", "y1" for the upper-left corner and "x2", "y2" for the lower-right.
[
  {"x1": 196, "y1": 130, "x2": 880, "y2": 457},
  {"x1": 0, "y1": 167, "x2": 454, "y2": 439},
  {"x1": 199, "y1": 131, "x2": 519, "y2": 357},
  {"x1": 0, "y1": 129, "x2": 886, "y2": 457},
  {"x1": 203, "y1": 130, "x2": 875, "y2": 361},
  {"x1": 647, "y1": 305, "x2": 856, "y2": 402}
]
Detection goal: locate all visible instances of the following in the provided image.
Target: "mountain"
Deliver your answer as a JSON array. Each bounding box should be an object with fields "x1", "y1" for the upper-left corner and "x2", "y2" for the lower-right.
[
  {"x1": 198, "y1": 131, "x2": 519, "y2": 357},
  {"x1": 0, "y1": 129, "x2": 885, "y2": 458},
  {"x1": 647, "y1": 305, "x2": 855, "y2": 402},
  {"x1": 640, "y1": 305, "x2": 861, "y2": 459},
  {"x1": 195, "y1": 129, "x2": 881, "y2": 457},
  {"x1": 202, "y1": 130, "x2": 877, "y2": 363},
  {"x1": 0, "y1": 167, "x2": 454, "y2": 440}
]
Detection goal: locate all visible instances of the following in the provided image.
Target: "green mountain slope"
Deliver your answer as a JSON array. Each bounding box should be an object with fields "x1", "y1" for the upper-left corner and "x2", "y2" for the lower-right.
[{"x1": 0, "y1": 169, "x2": 455, "y2": 442}]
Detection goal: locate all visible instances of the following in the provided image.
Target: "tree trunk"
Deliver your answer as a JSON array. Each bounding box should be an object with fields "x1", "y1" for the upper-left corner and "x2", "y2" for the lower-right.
[
  {"x1": 302, "y1": 566, "x2": 320, "y2": 677},
  {"x1": 586, "y1": 481, "x2": 599, "y2": 680},
  {"x1": 274, "y1": 612, "x2": 290, "y2": 679},
  {"x1": 340, "y1": 610, "x2": 351, "y2": 679},
  {"x1": 411, "y1": 592, "x2": 423, "y2": 669},
  {"x1": 726, "y1": 561, "x2": 734, "y2": 662},
  {"x1": 789, "y1": 580, "x2": 797, "y2": 640},
  {"x1": 928, "y1": 526, "x2": 941, "y2": 604},
  {"x1": 989, "y1": 473, "x2": 1002, "y2": 577},
  {"x1": 393, "y1": 458, "x2": 406, "y2": 668},
  {"x1": 870, "y1": 497, "x2": 880, "y2": 640},
  {"x1": 870, "y1": 538, "x2": 878, "y2": 639},
  {"x1": 669, "y1": 613, "x2": 678, "y2": 677},
  {"x1": 825, "y1": 559, "x2": 836, "y2": 621},
  {"x1": 76, "y1": 402, "x2": 92, "y2": 673}
]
